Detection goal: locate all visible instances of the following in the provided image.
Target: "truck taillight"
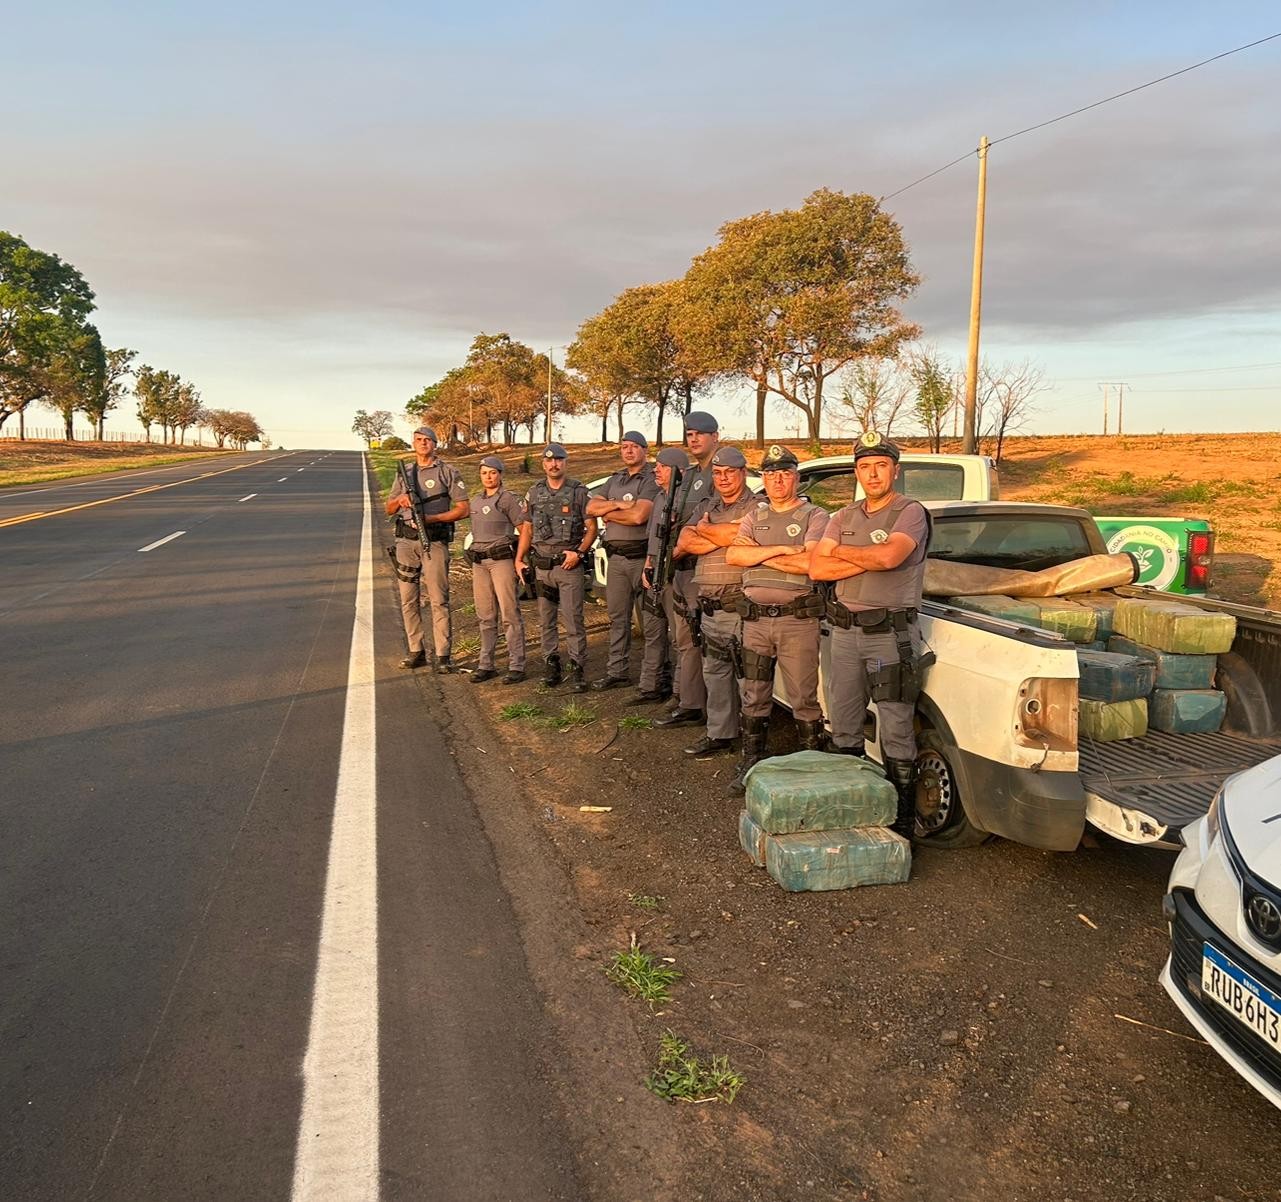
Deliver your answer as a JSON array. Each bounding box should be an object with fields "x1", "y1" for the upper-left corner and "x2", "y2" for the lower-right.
[
  {"x1": 1188, "y1": 530, "x2": 1214, "y2": 591},
  {"x1": 1014, "y1": 677, "x2": 1077, "y2": 752}
]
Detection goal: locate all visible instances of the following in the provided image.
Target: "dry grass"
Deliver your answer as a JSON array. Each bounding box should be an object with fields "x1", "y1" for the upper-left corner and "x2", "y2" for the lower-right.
[{"x1": 0, "y1": 440, "x2": 231, "y2": 488}]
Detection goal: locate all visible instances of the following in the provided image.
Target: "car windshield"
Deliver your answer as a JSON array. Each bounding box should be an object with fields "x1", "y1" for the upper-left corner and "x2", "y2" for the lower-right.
[
  {"x1": 800, "y1": 462, "x2": 968, "y2": 511},
  {"x1": 927, "y1": 514, "x2": 1093, "y2": 570}
]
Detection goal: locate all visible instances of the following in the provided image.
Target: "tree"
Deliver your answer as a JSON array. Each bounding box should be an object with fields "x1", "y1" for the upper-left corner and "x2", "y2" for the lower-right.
[
  {"x1": 171, "y1": 382, "x2": 203, "y2": 444},
  {"x1": 351, "y1": 408, "x2": 395, "y2": 447},
  {"x1": 78, "y1": 346, "x2": 136, "y2": 439},
  {"x1": 910, "y1": 350, "x2": 956, "y2": 453},
  {"x1": 682, "y1": 189, "x2": 920, "y2": 444},
  {"x1": 39, "y1": 324, "x2": 106, "y2": 440},
  {"x1": 567, "y1": 310, "x2": 642, "y2": 444},
  {"x1": 980, "y1": 359, "x2": 1047, "y2": 462},
  {"x1": 839, "y1": 357, "x2": 913, "y2": 440},
  {"x1": 135, "y1": 365, "x2": 183, "y2": 443}
]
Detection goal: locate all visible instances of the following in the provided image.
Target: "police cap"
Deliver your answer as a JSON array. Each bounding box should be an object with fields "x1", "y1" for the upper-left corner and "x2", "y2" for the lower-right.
[
  {"x1": 853, "y1": 430, "x2": 901, "y2": 462},
  {"x1": 542, "y1": 443, "x2": 568, "y2": 459},
  {"x1": 621, "y1": 430, "x2": 648, "y2": 449},
  {"x1": 655, "y1": 447, "x2": 689, "y2": 468},
  {"x1": 683, "y1": 411, "x2": 719, "y2": 434},
  {"x1": 414, "y1": 426, "x2": 438, "y2": 442},
  {"x1": 760, "y1": 444, "x2": 799, "y2": 471},
  {"x1": 480, "y1": 455, "x2": 505, "y2": 472},
  {"x1": 710, "y1": 446, "x2": 747, "y2": 469}
]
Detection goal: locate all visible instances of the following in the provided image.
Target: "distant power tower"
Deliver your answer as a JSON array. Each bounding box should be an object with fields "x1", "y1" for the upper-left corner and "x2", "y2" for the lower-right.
[{"x1": 1098, "y1": 382, "x2": 1130, "y2": 434}]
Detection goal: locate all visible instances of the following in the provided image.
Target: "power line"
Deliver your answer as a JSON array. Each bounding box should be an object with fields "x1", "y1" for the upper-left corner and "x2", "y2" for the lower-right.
[
  {"x1": 1056, "y1": 359, "x2": 1281, "y2": 382},
  {"x1": 878, "y1": 32, "x2": 1280, "y2": 203}
]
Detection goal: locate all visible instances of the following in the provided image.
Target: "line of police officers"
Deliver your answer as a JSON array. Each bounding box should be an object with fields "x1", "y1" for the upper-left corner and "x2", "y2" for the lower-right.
[{"x1": 389, "y1": 419, "x2": 929, "y2": 839}]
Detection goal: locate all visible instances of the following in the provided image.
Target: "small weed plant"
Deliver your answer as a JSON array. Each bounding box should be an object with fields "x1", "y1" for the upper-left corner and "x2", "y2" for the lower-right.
[
  {"x1": 499, "y1": 702, "x2": 545, "y2": 721},
  {"x1": 605, "y1": 935, "x2": 680, "y2": 1006},
  {"x1": 453, "y1": 634, "x2": 482, "y2": 657},
  {"x1": 645, "y1": 1031, "x2": 744, "y2": 1104},
  {"x1": 543, "y1": 702, "x2": 596, "y2": 730},
  {"x1": 628, "y1": 892, "x2": 665, "y2": 911},
  {"x1": 618, "y1": 715, "x2": 652, "y2": 731}
]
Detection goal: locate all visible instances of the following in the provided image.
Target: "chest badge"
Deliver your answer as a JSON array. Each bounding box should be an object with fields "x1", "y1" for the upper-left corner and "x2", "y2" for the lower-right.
[
  {"x1": 786, "y1": 523, "x2": 802, "y2": 537},
  {"x1": 870, "y1": 529, "x2": 889, "y2": 544},
  {"x1": 424, "y1": 478, "x2": 436, "y2": 489},
  {"x1": 561, "y1": 505, "x2": 571, "y2": 513},
  {"x1": 693, "y1": 480, "x2": 704, "y2": 490},
  {"x1": 482, "y1": 505, "x2": 491, "y2": 515},
  {"x1": 623, "y1": 493, "x2": 634, "y2": 502}
]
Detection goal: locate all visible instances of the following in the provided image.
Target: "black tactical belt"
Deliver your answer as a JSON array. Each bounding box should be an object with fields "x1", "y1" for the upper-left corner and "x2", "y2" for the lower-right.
[
  {"x1": 530, "y1": 552, "x2": 564, "y2": 571},
  {"x1": 466, "y1": 543, "x2": 516, "y2": 564},
  {"x1": 698, "y1": 592, "x2": 744, "y2": 616},
  {"x1": 737, "y1": 591, "x2": 826, "y2": 621},
  {"x1": 602, "y1": 539, "x2": 647, "y2": 559},
  {"x1": 824, "y1": 604, "x2": 918, "y2": 633},
  {"x1": 395, "y1": 518, "x2": 451, "y2": 543},
  {"x1": 670, "y1": 554, "x2": 696, "y2": 572}
]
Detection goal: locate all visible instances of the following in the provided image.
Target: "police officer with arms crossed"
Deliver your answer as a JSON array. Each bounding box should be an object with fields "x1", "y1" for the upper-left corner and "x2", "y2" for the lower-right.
[
  {"x1": 585, "y1": 431, "x2": 661, "y2": 692},
  {"x1": 725, "y1": 445, "x2": 829, "y2": 794},
  {"x1": 634, "y1": 447, "x2": 689, "y2": 703},
  {"x1": 674, "y1": 445, "x2": 757, "y2": 758},
  {"x1": 515, "y1": 444, "x2": 598, "y2": 693},
  {"x1": 652, "y1": 410, "x2": 719, "y2": 729},
  {"x1": 465, "y1": 455, "x2": 527, "y2": 685},
  {"x1": 386, "y1": 426, "x2": 470, "y2": 670},
  {"x1": 809, "y1": 432, "x2": 931, "y2": 839}
]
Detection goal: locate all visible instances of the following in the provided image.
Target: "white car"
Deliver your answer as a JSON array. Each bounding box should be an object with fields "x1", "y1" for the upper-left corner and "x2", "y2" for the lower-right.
[{"x1": 1161, "y1": 753, "x2": 1281, "y2": 1111}]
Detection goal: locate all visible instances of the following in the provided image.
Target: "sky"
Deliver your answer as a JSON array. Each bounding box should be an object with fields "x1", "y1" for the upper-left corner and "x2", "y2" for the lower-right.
[{"x1": 5, "y1": 1, "x2": 1280, "y2": 449}]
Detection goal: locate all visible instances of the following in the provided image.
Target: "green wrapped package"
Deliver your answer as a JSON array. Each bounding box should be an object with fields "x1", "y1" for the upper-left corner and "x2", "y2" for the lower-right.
[
  {"x1": 1106, "y1": 635, "x2": 1217, "y2": 690},
  {"x1": 947, "y1": 594, "x2": 1040, "y2": 624},
  {"x1": 739, "y1": 809, "x2": 767, "y2": 867},
  {"x1": 764, "y1": 827, "x2": 911, "y2": 892},
  {"x1": 1070, "y1": 592, "x2": 1123, "y2": 641},
  {"x1": 1149, "y1": 688, "x2": 1227, "y2": 734},
  {"x1": 1113, "y1": 598, "x2": 1235, "y2": 654},
  {"x1": 1079, "y1": 697, "x2": 1148, "y2": 742},
  {"x1": 1076, "y1": 649, "x2": 1156, "y2": 702},
  {"x1": 745, "y1": 750, "x2": 896, "y2": 834},
  {"x1": 1029, "y1": 598, "x2": 1097, "y2": 643}
]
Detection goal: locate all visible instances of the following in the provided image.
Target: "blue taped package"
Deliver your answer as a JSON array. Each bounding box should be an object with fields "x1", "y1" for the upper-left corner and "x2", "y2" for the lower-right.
[
  {"x1": 1106, "y1": 635, "x2": 1217, "y2": 691},
  {"x1": 1149, "y1": 688, "x2": 1227, "y2": 734},
  {"x1": 745, "y1": 751, "x2": 896, "y2": 834},
  {"x1": 1113, "y1": 599, "x2": 1235, "y2": 654},
  {"x1": 1076, "y1": 649, "x2": 1157, "y2": 702},
  {"x1": 739, "y1": 810, "x2": 767, "y2": 867},
  {"x1": 1030, "y1": 597, "x2": 1097, "y2": 643},
  {"x1": 947, "y1": 595, "x2": 1041, "y2": 624},
  {"x1": 1070, "y1": 592, "x2": 1122, "y2": 641},
  {"x1": 764, "y1": 827, "x2": 911, "y2": 892}
]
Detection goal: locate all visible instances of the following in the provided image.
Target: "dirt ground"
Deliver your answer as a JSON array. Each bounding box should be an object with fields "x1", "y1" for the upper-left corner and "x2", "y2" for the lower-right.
[
  {"x1": 401, "y1": 433, "x2": 1281, "y2": 1202},
  {"x1": 0, "y1": 438, "x2": 229, "y2": 487}
]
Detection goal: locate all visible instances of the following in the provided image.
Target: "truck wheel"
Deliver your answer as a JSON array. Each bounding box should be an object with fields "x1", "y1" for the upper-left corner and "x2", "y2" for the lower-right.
[{"x1": 914, "y1": 728, "x2": 991, "y2": 849}]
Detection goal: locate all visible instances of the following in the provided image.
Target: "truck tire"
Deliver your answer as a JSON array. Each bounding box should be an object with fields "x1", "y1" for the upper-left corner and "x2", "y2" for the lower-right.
[{"x1": 914, "y1": 727, "x2": 991, "y2": 849}]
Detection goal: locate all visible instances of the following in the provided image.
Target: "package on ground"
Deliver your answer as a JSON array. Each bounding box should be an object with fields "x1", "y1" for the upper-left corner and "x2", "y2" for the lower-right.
[
  {"x1": 1076, "y1": 648, "x2": 1157, "y2": 703},
  {"x1": 946, "y1": 594, "x2": 1040, "y2": 625},
  {"x1": 745, "y1": 750, "x2": 896, "y2": 834},
  {"x1": 1149, "y1": 688, "x2": 1227, "y2": 734},
  {"x1": 1079, "y1": 697, "x2": 1149, "y2": 742},
  {"x1": 739, "y1": 809, "x2": 767, "y2": 867},
  {"x1": 764, "y1": 827, "x2": 911, "y2": 892},
  {"x1": 1029, "y1": 597, "x2": 1097, "y2": 643},
  {"x1": 1070, "y1": 592, "x2": 1123, "y2": 641},
  {"x1": 1113, "y1": 598, "x2": 1236, "y2": 655},
  {"x1": 1106, "y1": 634, "x2": 1218, "y2": 690}
]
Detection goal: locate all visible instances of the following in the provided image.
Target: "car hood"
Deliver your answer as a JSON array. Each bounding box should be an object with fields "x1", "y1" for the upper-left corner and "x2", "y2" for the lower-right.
[{"x1": 1224, "y1": 754, "x2": 1281, "y2": 883}]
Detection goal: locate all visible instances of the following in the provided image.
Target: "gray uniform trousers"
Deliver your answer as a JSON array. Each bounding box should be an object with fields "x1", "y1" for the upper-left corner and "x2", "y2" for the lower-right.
[
  {"x1": 471, "y1": 558, "x2": 525, "y2": 671},
  {"x1": 605, "y1": 554, "x2": 667, "y2": 689},
  {"x1": 699, "y1": 607, "x2": 742, "y2": 740},
  {"x1": 396, "y1": 536, "x2": 452, "y2": 656},
  {"x1": 827, "y1": 625, "x2": 921, "y2": 759},
  {"x1": 738, "y1": 614, "x2": 821, "y2": 721},
  {"x1": 663, "y1": 570, "x2": 706, "y2": 711},
  {"x1": 537, "y1": 562, "x2": 588, "y2": 665}
]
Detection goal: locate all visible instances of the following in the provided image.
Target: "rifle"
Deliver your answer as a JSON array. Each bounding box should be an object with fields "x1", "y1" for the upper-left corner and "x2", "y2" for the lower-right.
[
  {"x1": 642, "y1": 465, "x2": 683, "y2": 616},
  {"x1": 396, "y1": 459, "x2": 455, "y2": 558}
]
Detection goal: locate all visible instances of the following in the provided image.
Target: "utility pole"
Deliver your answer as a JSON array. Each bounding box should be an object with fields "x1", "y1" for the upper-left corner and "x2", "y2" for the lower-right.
[
  {"x1": 1099, "y1": 382, "x2": 1110, "y2": 435},
  {"x1": 1099, "y1": 382, "x2": 1128, "y2": 435},
  {"x1": 546, "y1": 347, "x2": 554, "y2": 441},
  {"x1": 963, "y1": 135, "x2": 990, "y2": 455}
]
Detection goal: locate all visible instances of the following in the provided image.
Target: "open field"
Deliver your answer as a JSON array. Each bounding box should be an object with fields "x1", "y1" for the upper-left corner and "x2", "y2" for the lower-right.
[{"x1": 0, "y1": 439, "x2": 233, "y2": 488}]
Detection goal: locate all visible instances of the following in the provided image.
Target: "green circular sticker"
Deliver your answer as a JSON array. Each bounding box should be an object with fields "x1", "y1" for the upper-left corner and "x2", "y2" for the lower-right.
[{"x1": 1106, "y1": 525, "x2": 1179, "y2": 590}]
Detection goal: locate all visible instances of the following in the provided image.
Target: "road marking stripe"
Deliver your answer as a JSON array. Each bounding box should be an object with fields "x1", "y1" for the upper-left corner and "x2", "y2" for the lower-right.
[
  {"x1": 138, "y1": 531, "x2": 186, "y2": 552},
  {"x1": 238, "y1": 494, "x2": 257, "y2": 502},
  {"x1": 0, "y1": 456, "x2": 289, "y2": 529},
  {"x1": 279, "y1": 477, "x2": 289, "y2": 482},
  {"x1": 292, "y1": 455, "x2": 379, "y2": 1201}
]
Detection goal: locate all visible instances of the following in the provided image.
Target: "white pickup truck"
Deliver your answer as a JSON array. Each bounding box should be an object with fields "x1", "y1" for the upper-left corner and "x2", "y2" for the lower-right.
[{"x1": 793, "y1": 501, "x2": 1281, "y2": 852}]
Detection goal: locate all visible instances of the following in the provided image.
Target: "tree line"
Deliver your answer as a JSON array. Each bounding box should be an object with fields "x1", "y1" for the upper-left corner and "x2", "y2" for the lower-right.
[
  {"x1": 403, "y1": 188, "x2": 1044, "y2": 460},
  {"x1": 1, "y1": 231, "x2": 265, "y2": 447}
]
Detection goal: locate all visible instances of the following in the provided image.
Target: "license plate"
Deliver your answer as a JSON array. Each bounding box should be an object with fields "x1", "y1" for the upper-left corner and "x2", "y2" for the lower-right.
[{"x1": 1202, "y1": 943, "x2": 1281, "y2": 1050}]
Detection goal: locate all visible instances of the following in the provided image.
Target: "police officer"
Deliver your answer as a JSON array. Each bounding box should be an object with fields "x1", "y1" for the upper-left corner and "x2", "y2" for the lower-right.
[
  {"x1": 385, "y1": 426, "x2": 470, "y2": 670},
  {"x1": 586, "y1": 432, "x2": 662, "y2": 692},
  {"x1": 465, "y1": 455, "x2": 527, "y2": 684},
  {"x1": 633, "y1": 447, "x2": 689, "y2": 704},
  {"x1": 810, "y1": 432, "x2": 931, "y2": 838},
  {"x1": 675, "y1": 445, "x2": 757, "y2": 757},
  {"x1": 652, "y1": 411, "x2": 719, "y2": 728},
  {"x1": 725, "y1": 445, "x2": 829, "y2": 794},
  {"x1": 515, "y1": 444, "x2": 598, "y2": 692}
]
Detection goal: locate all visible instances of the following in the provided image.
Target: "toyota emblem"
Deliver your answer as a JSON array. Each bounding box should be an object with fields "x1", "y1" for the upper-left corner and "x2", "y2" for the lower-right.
[{"x1": 1247, "y1": 893, "x2": 1281, "y2": 943}]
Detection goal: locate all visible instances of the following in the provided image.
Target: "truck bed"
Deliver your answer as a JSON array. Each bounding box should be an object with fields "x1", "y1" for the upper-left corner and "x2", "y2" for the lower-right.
[{"x1": 1079, "y1": 729, "x2": 1281, "y2": 834}]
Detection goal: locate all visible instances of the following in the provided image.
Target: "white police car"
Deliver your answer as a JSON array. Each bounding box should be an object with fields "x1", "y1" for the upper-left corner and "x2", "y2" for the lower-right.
[{"x1": 1162, "y1": 753, "x2": 1281, "y2": 1111}]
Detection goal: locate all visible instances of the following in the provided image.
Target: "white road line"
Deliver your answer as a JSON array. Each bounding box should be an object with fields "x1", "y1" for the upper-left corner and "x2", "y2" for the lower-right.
[
  {"x1": 137, "y1": 531, "x2": 186, "y2": 552},
  {"x1": 292, "y1": 455, "x2": 379, "y2": 1202},
  {"x1": 279, "y1": 477, "x2": 289, "y2": 482},
  {"x1": 238, "y1": 494, "x2": 257, "y2": 502},
  {"x1": 297, "y1": 468, "x2": 305, "y2": 472}
]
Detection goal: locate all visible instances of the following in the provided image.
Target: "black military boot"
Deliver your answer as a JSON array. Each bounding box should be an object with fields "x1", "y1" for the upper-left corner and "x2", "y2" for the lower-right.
[
  {"x1": 795, "y1": 718, "x2": 826, "y2": 752},
  {"x1": 829, "y1": 741, "x2": 866, "y2": 757},
  {"x1": 885, "y1": 757, "x2": 919, "y2": 840},
  {"x1": 567, "y1": 662, "x2": 587, "y2": 694},
  {"x1": 727, "y1": 715, "x2": 770, "y2": 797},
  {"x1": 541, "y1": 653, "x2": 562, "y2": 687}
]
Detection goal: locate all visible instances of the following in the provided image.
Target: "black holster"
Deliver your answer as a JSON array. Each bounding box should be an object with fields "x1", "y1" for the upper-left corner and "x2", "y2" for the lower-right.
[{"x1": 739, "y1": 645, "x2": 776, "y2": 682}]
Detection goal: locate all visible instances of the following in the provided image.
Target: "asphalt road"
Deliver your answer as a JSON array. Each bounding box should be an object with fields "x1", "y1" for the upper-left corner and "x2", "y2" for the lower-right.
[{"x1": 0, "y1": 451, "x2": 579, "y2": 1201}]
